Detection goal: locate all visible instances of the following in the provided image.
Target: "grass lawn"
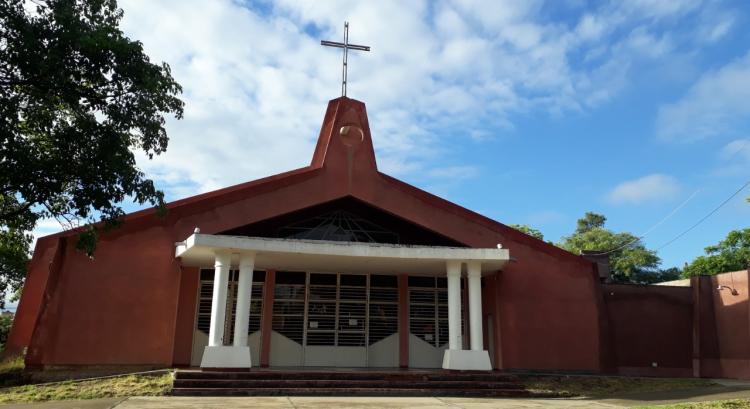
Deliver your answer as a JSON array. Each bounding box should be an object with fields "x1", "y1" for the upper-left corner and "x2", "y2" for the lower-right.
[
  {"x1": 636, "y1": 399, "x2": 750, "y2": 408},
  {"x1": 0, "y1": 357, "x2": 26, "y2": 388},
  {"x1": 0, "y1": 372, "x2": 172, "y2": 404},
  {"x1": 0, "y1": 358, "x2": 729, "y2": 405},
  {"x1": 0, "y1": 358, "x2": 172, "y2": 405},
  {"x1": 521, "y1": 374, "x2": 716, "y2": 398},
  {"x1": 0, "y1": 356, "x2": 172, "y2": 404}
]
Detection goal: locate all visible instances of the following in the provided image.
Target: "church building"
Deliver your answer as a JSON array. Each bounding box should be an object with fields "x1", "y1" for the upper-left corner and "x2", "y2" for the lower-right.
[
  {"x1": 7, "y1": 22, "x2": 750, "y2": 386},
  {"x1": 6, "y1": 95, "x2": 612, "y2": 372}
]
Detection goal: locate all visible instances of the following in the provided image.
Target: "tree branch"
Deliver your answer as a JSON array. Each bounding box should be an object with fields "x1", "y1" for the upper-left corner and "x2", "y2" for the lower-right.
[{"x1": 0, "y1": 201, "x2": 34, "y2": 224}]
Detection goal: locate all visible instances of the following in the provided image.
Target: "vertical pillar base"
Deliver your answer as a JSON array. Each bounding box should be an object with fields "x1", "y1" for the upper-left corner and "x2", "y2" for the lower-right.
[
  {"x1": 200, "y1": 346, "x2": 252, "y2": 368},
  {"x1": 442, "y1": 349, "x2": 492, "y2": 371}
]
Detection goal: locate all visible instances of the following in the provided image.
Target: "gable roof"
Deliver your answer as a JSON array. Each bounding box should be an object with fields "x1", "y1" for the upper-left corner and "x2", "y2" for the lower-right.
[{"x1": 39, "y1": 97, "x2": 589, "y2": 265}]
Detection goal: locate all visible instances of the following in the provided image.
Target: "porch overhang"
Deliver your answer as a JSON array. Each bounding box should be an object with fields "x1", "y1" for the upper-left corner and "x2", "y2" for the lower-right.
[{"x1": 175, "y1": 234, "x2": 510, "y2": 275}]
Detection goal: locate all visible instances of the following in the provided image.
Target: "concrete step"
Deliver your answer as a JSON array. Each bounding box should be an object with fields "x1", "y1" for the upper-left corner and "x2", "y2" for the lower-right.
[
  {"x1": 171, "y1": 387, "x2": 533, "y2": 397},
  {"x1": 171, "y1": 369, "x2": 531, "y2": 397},
  {"x1": 172, "y1": 378, "x2": 526, "y2": 390},
  {"x1": 174, "y1": 370, "x2": 519, "y2": 383}
]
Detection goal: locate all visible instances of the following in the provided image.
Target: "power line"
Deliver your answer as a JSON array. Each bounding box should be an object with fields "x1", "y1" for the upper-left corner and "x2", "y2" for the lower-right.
[
  {"x1": 725, "y1": 138, "x2": 750, "y2": 159},
  {"x1": 657, "y1": 179, "x2": 750, "y2": 251},
  {"x1": 587, "y1": 189, "x2": 701, "y2": 255},
  {"x1": 591, "y1": 138, "x2": 750, "y2": 255}
]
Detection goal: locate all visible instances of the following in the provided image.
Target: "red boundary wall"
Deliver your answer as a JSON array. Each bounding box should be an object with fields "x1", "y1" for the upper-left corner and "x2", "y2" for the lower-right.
[
  {"x1": 603, "y1": 283, "x2": 693, "y2": 377},
  {"x1": 694, "y1": 270, "x2": 750, "y2": 379}
]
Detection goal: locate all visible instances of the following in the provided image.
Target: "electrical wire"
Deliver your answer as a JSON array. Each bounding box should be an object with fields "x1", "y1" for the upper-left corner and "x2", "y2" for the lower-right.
[
  {"x1": 590, "y1": 138, "x2": 749, "y2": 255},
  {"x1": 586, "y1": 189, "x2": 701, "y2": 255},
  {"x1": 657, "y1": 179, "x2": 750, "y2": 251}
]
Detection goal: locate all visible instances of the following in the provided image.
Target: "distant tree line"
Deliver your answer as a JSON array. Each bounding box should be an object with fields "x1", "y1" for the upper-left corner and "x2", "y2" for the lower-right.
[{"x1": 511, "y1": 212, "x2": 750, "y2": 284}]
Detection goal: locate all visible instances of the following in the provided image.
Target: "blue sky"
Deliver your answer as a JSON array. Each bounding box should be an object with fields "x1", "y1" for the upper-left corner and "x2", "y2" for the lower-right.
[{"x1": 33, "y1": 0, "x2": 750, "y2": 270}]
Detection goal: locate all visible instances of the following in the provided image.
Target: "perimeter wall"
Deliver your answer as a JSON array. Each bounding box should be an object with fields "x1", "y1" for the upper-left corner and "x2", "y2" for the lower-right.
[
  {"x1": 694, "y1": 270, "x2": 750, "y2": 379},
  {"x1": 603, "y1": 283, "x2": 693, "y2": 377},
  {"x1": 601, "y1": 269, "x2": 750, "y2": 379}
]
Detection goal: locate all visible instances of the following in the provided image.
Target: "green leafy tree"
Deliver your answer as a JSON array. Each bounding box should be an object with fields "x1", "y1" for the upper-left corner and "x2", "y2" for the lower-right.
[
  {"x1": 0, "y1": 230, "x2": 29, "y2": 310},
  {"x1": 509, "y1": 224, "x2": 544, "y2": 240},
  {"x1": 0, "y1": 0, "x2": 183, "y2": 302},
  {"x1": 683, "y1": 228, "x2": 750, "y2": 277},
  {"x1": 576, "y1": 212, "x2": 606, "y2": 233},
  {"x1": 558, "y1": 212, "x2": 665, "y2": 283},
  {"x1": 637, "y1": 266, "x2": 682, "y2": 284},
  {"x1": 0, "y1": 313, "x2": 13, "y2": 351}
]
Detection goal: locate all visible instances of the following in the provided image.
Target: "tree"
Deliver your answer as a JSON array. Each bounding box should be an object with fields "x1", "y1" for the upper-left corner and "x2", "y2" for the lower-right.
[
  {"x1": 683, "y1": 228, "x2": 750, "y2": 277},
  {"x1": 0, "y1": 313, "x2": 13, "y2": 351},
  {"x1": 0, "y1": 230, "x2": 28, "y2": 310},
  {"x1": 509, "y1": 224, "x2": 544, "y2": 240},
  {"x1": 576, "y1": 212, "x2": 606, "y2": 233},
  {"x1": 637, "y1": 266, "x2": 682, "y2": 284},
  {"x1": 0, "y1": 0, "x2": 183, "y2": 302},
  {"x1": 558, "y1": 212, "x2": 666, "y2": 284}
]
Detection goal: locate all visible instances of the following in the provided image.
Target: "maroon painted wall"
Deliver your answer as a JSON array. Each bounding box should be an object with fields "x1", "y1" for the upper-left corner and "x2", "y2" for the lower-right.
[
  {"x1": 4, "y1": 237, "x2": 62, "y2": 358},
  {"x1": 603, "y1": 284, "x2": 693, "y2": 377},
  {"x1": 695, "y1": 271, "x2": 750, "y2": 379},
  {"x1": 494, "y1": 257, "x2": 602, "y2": 371},
  {"x1": 8, "y1": 97, "x2": 603, "y2": 371},
  {"x1": 172, "y1": 266, "x2": 199, "y2": 367},
  {"x1": 26, "y1": 226, "x2": 183, "y2": 366}
]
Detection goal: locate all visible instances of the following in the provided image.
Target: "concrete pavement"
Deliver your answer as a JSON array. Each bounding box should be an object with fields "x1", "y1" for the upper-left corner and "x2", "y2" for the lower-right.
[
  {"x1": 0, "y1": 396, "x2": 623, "y2": 409},
  {"x1": 604, "y1": 384, "x2": 750, "y2": 407},
  {"x1": 3, "y1": 384, "x2": 750, "y2": 409}
]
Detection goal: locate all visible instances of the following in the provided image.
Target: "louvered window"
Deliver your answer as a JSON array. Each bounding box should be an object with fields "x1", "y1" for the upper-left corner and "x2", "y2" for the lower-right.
[
  {"x1": 196, "y1": 269, "x2": 265, "y2": 345},
  {"x1": 272, "y1": 271, "x2": 306, "y2": 344},
  {"x1": 408, "y1": 276, "x2": 457, "y2": 348}
]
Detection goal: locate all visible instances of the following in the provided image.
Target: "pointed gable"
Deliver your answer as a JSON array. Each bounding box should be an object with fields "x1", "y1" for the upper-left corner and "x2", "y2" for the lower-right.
[{"x1": 35, "y1": 96, "x2": 586, "y2": 266}]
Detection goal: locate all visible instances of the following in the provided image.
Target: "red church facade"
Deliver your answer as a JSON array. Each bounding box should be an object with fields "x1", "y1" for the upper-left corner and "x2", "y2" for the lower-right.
[{"x1": 5, "y1": 97, "x2": 746, "y2": 378}]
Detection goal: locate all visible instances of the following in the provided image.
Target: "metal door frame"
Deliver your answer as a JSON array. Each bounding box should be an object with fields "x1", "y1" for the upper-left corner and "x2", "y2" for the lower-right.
[{"x1": 302, "y1": 272, "x2": 370, "y2": 366}]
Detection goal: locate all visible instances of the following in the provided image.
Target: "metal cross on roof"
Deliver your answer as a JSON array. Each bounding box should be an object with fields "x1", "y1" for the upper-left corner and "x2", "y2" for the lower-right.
[{"x1": 321, "y1": 22, "x2": 371, "y2": 97}]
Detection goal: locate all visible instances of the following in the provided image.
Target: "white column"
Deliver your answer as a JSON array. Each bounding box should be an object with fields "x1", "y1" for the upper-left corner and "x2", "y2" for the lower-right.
[
  {"x1": 443, "y1": 260, "x2": 492, "y2": 370},
  {"x1": 208, "y1": 251, "x2": 231, "y2": 347},
  {"x1": 446, "y1": 260, "x2": 463, "y2": 350},
  {"x1": 233, "y1": 253, "x2": 255, "y2": 347},
  {"x1": 202, "y1": 251, "x2": 253, "y2": 368},
  {"x1": 467, "y1": 261, "x2": 483, "y2": 352}
]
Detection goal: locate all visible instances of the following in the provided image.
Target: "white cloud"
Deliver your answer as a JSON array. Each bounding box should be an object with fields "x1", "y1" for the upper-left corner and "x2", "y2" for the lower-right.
[
  {"x1": 575, "y1": 14, "x2": 607, "y2": 42},
  {"x1": 608, "y1": 174, "x2": 681, "y2": 204},
  {"x1": 30, "y1": 218, "x2": 63, "y2": 250},
  {"x1": 721, "y1": 139, "x2": 750, "y2": 161},
  {"x1": 714, "y1": 138, "x2": 750, "y2": 176},
  {"x1": 617, "y1": 0, "x2": 702, "y2": 20},
  {"x1": 112, "y1": 0, "x2": 727, "y2": 202},
  {"x1": 657, "y1": 52, "x2": 750, "y2": 142},
  {"x1": 427, "y1": 165, "x2": 480, "y2": 180},
  {"x1": 698, "y1": 15, "x2": 734, "y2": 43}
]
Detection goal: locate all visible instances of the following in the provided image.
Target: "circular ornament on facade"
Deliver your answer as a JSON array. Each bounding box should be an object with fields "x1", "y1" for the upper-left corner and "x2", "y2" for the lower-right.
[{"x1": 339, "y1": 125, "x2": 364, "y2": 147}]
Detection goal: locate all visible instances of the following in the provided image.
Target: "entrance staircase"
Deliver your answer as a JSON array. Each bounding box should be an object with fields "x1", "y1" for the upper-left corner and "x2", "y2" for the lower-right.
[{"x1": 172, "y1": 369, "x2": 533, "y2": 397}]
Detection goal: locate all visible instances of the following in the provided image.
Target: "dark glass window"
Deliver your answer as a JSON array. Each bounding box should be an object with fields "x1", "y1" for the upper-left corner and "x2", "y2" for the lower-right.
[
  {"x1": 370, "y1": 274, "x2": 397, "y2": 288},
  {"x1": 275, "y1": 271, "x2": 306, "y2": 285}
]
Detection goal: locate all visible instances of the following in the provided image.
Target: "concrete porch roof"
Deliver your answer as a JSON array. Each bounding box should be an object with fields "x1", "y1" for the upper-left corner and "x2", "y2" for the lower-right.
[{"x1": 175, "y1": 234, "x2": 510, "y2": 275}]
